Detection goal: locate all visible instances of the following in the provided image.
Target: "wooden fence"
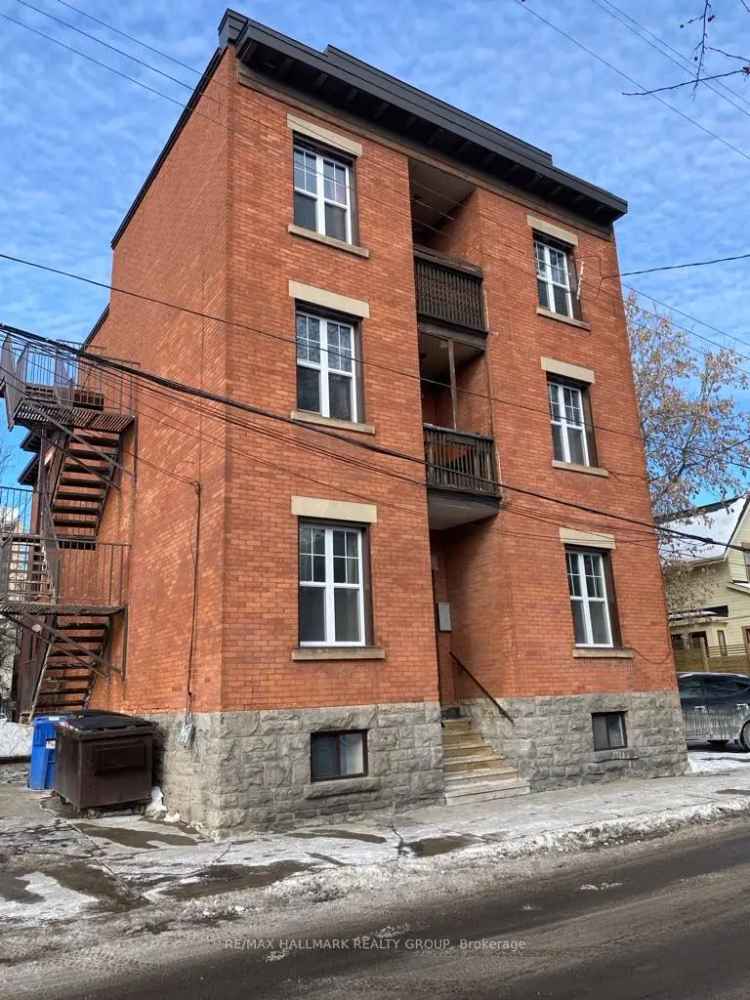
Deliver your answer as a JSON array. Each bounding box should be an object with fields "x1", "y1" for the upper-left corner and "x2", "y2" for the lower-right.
[{"x1": 674, "y1": 642, "x2": 750, "y2": 675}]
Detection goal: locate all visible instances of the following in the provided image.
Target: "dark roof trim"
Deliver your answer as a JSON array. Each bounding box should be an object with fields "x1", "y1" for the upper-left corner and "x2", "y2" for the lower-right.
[
  {"x1": 111, "y1": 48, "x2": 224, "y2": 248},
  {"x1": 227, "y1": 14, "x2": 627, "y2": 224},
  {"x1": 82, "y1": 304, "x2": 109, "y2": 350}
]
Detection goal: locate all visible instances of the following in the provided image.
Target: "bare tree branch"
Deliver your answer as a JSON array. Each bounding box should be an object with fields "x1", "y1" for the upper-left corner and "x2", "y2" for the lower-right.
[
  {"x1": 623, "y1": 67, "x2": 748, "y2": 96},
  {"x1": 707, "y1": 43, "x2": 750, "y2": 62}
]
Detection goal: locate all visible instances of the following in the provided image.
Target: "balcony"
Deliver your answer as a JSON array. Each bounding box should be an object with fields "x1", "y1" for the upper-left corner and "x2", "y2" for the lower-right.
[
  {"x1": 0, "y1": 333, "x2": 135, "y2": 433},
  {"x1": 414, "y1": 248, "x2": 486, "y2": 335},
  {"x1": 424, "y1": 425, "x2": 500, "y2": 530}
]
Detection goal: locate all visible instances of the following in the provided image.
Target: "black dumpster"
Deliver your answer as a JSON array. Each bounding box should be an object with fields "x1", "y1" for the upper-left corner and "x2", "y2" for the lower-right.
[{"x1": 54, "y1": 712, "x2": 155, "y2": 809}]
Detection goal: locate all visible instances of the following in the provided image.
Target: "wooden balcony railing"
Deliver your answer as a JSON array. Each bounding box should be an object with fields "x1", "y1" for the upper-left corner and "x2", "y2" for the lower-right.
[
  {"x1": 414, "y1": 249, "x2": 486, "y2": 333},
  {"x1": 424, "y1": 425, "x2": 499, "y2": 497}
]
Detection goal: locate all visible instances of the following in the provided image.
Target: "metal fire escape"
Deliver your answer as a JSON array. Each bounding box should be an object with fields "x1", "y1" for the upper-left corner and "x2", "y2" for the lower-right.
[{"x1": 0, "y1": 333, "x2": 134, "y2": 720}]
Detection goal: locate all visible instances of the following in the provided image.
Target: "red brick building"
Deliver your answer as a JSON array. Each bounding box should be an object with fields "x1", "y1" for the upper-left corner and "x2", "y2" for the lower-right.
[{"x1": 0, "y1": 12, "x2": 686, "y2": 831}]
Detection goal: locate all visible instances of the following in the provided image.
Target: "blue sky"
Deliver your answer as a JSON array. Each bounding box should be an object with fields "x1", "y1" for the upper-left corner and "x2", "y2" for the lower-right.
[{"x1": 1, "y1": 0, "x2": 750, "y2": 479}]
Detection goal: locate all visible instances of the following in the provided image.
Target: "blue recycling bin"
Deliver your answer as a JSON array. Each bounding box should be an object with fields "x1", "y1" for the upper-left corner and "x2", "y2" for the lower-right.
[{"x1": 28, "y1": 715, "x2": 63, "y2": 790}]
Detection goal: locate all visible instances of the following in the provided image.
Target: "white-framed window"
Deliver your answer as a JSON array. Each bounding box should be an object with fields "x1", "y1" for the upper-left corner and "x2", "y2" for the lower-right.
[
  {"x1": 566, "y1": 548, "x2": 614, "y2": 648},
  {"x1": 296, "y1": 312, "x2": 358, "y2": 422},
  {"x1": 299, "y1": 522, "x2": 366, "y2": 646},
  {"x1": 293, "y1": 143, "x2": 353, "y2": 243},
  {"x1": 535, "y1": 237, "x2": 574, "y2": 317},
  {"x1": 548, "y1": 379, "x2": 590, "y2": 466}
]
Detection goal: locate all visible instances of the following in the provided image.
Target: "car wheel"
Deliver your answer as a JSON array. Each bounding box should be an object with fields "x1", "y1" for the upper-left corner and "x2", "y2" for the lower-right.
[{"x1": 741, "y1": 723, "x2": 750, "y2": 753}]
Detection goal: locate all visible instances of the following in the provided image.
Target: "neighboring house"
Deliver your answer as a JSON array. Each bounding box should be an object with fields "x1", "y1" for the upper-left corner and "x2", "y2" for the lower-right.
[
  {"x1": 0, "y1": 12, "x2": 686, "y2": 832},
  {"x1": 662, "y1": 496, "x2": 750, "y2": 671}
]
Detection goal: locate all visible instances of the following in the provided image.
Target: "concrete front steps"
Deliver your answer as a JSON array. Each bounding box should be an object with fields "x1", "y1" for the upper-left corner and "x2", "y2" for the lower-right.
[{"x1": 442, "y1": 717, "x2": 530, "y2": 804}]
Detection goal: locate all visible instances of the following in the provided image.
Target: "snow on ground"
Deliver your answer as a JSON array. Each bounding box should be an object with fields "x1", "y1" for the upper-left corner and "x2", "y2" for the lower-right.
[
  {"x1": 0, "y1": 719, "x2": 32, "y2": 759},
  {"x1": 688, "y1": 750, "x2": 750, "y2": 774},
  {"x1": 0, "y1": 872, "x2": 99, "y2": 928}
]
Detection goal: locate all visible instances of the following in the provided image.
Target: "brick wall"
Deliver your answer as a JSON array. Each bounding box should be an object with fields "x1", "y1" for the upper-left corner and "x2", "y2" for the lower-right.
[{"x1": 87, "y1": 45, "x2": 675, "y2": 723}]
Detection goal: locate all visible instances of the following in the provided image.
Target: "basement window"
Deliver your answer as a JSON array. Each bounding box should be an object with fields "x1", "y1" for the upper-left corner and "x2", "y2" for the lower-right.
[
  {"x1": 592, "y1": 712, "x2": 627, "y2": 751},
  {"x1": 311, "y1": 730, "x2": 367, "y2": 781}
]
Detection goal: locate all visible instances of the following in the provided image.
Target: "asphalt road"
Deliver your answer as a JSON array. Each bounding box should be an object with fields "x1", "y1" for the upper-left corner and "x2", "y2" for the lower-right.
[{"x1": 44, "y1": 823, "x2": 750, "y2": 999}]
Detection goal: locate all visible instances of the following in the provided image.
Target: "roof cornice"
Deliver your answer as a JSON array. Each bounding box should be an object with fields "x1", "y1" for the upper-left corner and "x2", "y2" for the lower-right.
[{"x1": 226, "y1": 14, "x2": 627, "y2": 226}]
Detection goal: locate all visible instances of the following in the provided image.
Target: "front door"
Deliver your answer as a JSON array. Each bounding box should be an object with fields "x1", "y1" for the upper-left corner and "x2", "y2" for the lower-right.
[{"x1": 689, "y1": 630, "x2": 708, "y2": 651}]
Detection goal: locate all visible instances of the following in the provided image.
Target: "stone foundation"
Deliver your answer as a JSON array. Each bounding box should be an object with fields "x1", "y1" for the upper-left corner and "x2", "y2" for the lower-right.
[
  {"x1": 144, "y1": 701, "x2": 444, "y2": 834},
  {"x1": 461, "y1": 689, "x2": 687, "y2": 790}
]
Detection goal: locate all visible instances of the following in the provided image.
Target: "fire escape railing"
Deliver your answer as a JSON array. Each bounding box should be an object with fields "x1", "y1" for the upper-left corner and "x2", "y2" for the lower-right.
[
  {"x1": 0, "y1": 534, "x2": 128, "y2": 610},
  {"x1": 0, "y1": 332, "x2": 136, "y2": 431}
]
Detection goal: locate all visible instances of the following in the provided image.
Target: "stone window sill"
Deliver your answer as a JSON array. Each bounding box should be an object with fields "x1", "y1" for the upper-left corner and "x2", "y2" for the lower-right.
[
  {"x1": 292, "y1": 646, "x2": 386, "y2": 662},
  {"x1": 304, "y1": 776, "x2": 381, "y2": 799},
  {"x1": 290, "y1": 410, "x2": 376, "y2": 435},
  {"x1": 592, "y1": 748, "x2": 639, "y2": 762},
  {"x1": 552, "y1": 460, "x2": 609, "y2": 478},
  {"x1": 573, "y1": 647, "x2": 635, "y2": 660},
  {"x1": 288, "y1": 224, "x2": 370, "y2": 258},
  {"x1": 536, "y1": 306, "x2": 591, "y2": 331}
]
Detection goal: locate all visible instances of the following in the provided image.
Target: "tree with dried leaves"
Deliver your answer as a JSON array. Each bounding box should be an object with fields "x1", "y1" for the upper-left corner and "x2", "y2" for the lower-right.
[{"x1": 627, "y1": 291, "x2": 750, "y2": 523}]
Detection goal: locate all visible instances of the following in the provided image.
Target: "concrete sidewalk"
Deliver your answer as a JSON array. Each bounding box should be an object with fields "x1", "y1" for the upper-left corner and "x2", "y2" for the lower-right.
[{"x1": 2, "y1": 750, "x2": 750, "y2": 957}]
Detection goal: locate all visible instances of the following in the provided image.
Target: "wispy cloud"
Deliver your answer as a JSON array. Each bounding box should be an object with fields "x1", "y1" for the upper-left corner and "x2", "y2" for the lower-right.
[{"x1": 1, "y1": 0, "x2": 749, "y2": 477}]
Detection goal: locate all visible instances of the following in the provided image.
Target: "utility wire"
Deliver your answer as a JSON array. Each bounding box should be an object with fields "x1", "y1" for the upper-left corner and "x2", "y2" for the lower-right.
[
  {"x1": 0, "y1": 251, "x2": 650, "y2": 449},
  {"x1": 618, "y1": 252, "x2": 750, "y2": 278},
  {"x1": 516, "y1": 0, "x2": 750, "y2": 165},
  {"x1": 15, "y1": 0, "x2": 750, "y2": 295},
  {"x1": 5, "y1": 248, "x2": 750, "y2": 483},
  {"x1": 7, "y1": 321, "x2": 750, "y2": 557},
  {"x1": 52, "y1": 0, "x2": 205, "y2": 76}
]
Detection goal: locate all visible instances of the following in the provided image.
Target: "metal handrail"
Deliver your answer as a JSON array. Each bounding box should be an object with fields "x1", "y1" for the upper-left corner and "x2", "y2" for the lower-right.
[
  {"x1": 0, "y1": 535, "x2": 129, "y2": 609},
  {"x1": 450, "y1": 651, "x2": 513, "y2": 724},
  {"x1": 0, "y1": 331, "x2": 136, "y2": 428}
]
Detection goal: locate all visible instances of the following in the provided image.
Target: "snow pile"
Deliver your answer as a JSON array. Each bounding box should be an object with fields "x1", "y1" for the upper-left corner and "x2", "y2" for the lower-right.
[
  {"x1": 0, "y1": 719, "x2": 32, "y2": 759},
  {"x1": 688, "y1": 751, "x2": 750, "y2": 774},
  {"x1": 143, "y1": 785, "x2": 181, "y2": 824}
]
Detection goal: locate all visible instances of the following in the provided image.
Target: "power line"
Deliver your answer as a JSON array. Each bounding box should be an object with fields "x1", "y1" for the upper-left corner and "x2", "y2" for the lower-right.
[
  {"x1": 0, "y1": 10, "x2": 467, "y2": 244},
  {"x1": 13, "y1": 0, "x2": 197, "y2": 95},
  {"x1": 618, "y1": 252, "x2": 750, "y2": 278},
  {"x1": 0, "y1": 251, "x2": 650, "y2": 451},
  {"x1": 15, "y1": 0, "x2": 750, "y2": 302},
  {"x1": 590, "y1": 0, "x2": 750, "y2": 117},
  {"x1": 516, "y1": 0, "x2": 750, "y2": 165},
  {"x1": 5, "y1": 246, "x2": 750, "y2": 490},
  {"x1": 7, "y1": 321, "x2": 750, "y2": 557},
  {"x1": 52, "y1": 0, "x2": 205, "y2": 76}
]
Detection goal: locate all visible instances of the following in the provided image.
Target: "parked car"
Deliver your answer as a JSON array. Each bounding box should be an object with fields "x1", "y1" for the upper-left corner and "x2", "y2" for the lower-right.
[{"x1": 677, "y1": 672, "x2": 750, "y2": 749}]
